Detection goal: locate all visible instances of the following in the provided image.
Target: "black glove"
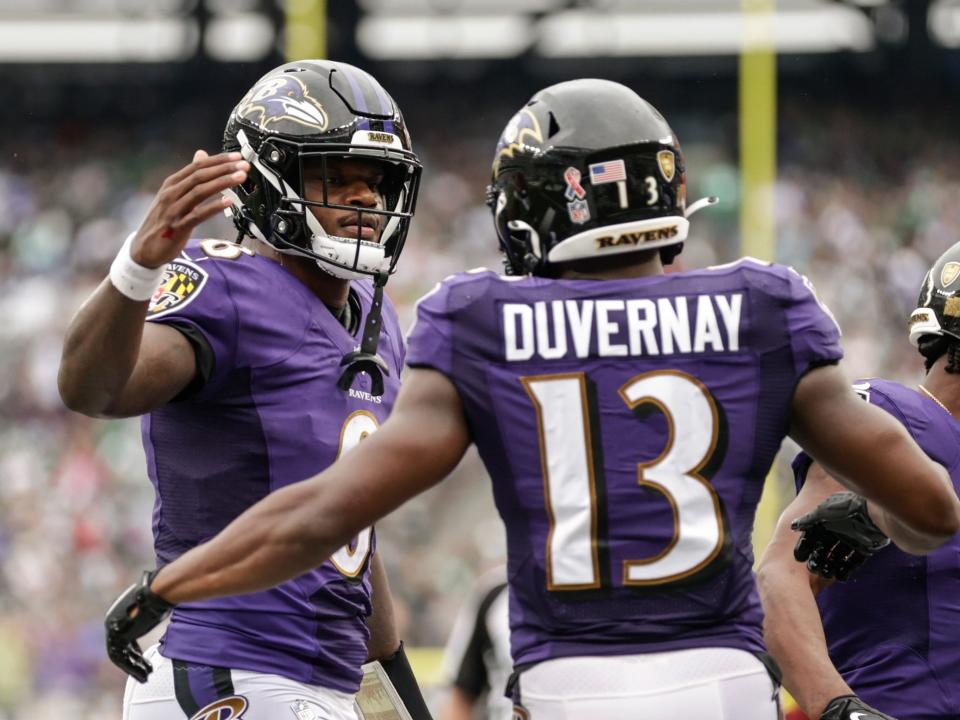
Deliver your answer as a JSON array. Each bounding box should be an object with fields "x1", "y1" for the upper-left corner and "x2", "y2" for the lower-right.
[
  {"x1": 104, "y1": 570, "x2": 175, "y2": 683},
  {"x1": 791, "y1": 492, "x2": 890, "y2": 581},
  {"x1": 820, "y1": 694, "x2": 897, "y2": 720}
]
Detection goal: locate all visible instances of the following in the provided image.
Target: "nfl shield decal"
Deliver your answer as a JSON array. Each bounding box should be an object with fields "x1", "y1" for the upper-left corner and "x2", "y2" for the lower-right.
[
  {"x1": 657, "y1": 150, "x2": 676, "y2": 182},
  {"x1": 290, "y1": 699, "x2": 321, "y2": 720},
  {"x1": 941, "y1": 261, "x2": 960, "y2": 288},
  {"x1": 567, "y1": 199, "x2": 591, "y2": 224},
  {"x1": 148, "y1": 259, "x2": 209, "y2": 319}
]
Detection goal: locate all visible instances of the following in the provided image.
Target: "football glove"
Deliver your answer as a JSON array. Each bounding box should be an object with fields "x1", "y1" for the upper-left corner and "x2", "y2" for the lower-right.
[
  {"x1": 820, "y1": 694, "x2": 897, "y2": 720},
  {"x1": 791, "y1": 492, "x2": 890, "y2": 581},
  {"x1": 104, "y1": 570, "x2": 175, "y2": 683}
]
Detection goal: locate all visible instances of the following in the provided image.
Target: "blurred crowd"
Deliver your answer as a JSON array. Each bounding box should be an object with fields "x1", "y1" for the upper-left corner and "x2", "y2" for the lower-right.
[{"x1": 0, "y1": 93, "x2": 958, "y2": 718}]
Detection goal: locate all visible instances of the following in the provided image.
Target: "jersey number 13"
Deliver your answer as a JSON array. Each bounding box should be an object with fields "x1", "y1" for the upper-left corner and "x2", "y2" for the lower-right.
[{"x1": 521, "y1": 370, "x2": 725, "y2": 590}]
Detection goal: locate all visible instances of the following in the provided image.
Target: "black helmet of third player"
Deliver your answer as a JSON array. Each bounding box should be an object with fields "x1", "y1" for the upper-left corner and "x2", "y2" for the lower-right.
[
  {"x1": 487, "y1": 79, "x2": 715, "y2": 276},
  {"x1": 222, "y1": 60, "x2": 422, "y2": 281},
  {"x1": 909, "y1": 240, "x2": 960, "y2": 358}
]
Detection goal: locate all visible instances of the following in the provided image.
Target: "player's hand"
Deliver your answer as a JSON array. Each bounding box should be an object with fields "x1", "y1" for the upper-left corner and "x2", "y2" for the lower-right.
[
  {"x1": 130, "y1": 150, "x2": 249, "y2": 268},
  {"x1": 820, "y1": 694, "x2": 897, "y2": 720},
  {"x1": 104, "y1": 570, "x2": 176, "y2": 683},
  {"x1": 791, "y1": 492, "x2": 890, "y2": 581}
]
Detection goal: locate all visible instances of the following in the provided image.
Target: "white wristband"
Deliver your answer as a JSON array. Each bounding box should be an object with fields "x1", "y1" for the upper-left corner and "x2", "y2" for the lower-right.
[{"x1": 109, "y1": 233, "x2": 168, "y2": 302}]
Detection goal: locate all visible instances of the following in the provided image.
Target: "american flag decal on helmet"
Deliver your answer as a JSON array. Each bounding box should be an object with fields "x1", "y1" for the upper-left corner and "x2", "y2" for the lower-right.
[{"x1": 588, "y1": 160, "x2": 627, "y2": 185}]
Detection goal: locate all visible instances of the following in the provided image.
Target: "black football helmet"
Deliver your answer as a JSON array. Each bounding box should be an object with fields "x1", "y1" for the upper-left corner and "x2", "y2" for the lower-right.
[
  {"x1": 488, "y1": 79, "x2": 715, "y2": 276},
  {"x1": 909, "y1": 240, "x2": 960, "y2": 354},
  {"x1": 222, "y1": 59, "x2": 422, "y2": 281}
]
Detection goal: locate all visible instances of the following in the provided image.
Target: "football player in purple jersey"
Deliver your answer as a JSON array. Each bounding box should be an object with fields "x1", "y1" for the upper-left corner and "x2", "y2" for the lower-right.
[
  {"x1": 103, "y1": 80, "x2": 960, "y2": 720},
  {"x1": 758, "y1": 241, "x2": 960, "y2": 720},
  {"x1": 59, "y1": 60, "x2": 430, "y2": 719}
]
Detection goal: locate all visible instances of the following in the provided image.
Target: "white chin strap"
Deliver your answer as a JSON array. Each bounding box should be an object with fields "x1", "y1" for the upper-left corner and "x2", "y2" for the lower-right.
[{"x1": 229, "y1": 129, "x2": 398, "y2": 281}]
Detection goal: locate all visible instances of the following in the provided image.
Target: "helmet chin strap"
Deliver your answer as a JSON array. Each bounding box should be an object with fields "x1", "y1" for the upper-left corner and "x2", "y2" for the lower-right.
[{"x1": 337, "y1": 271, "x2": 391, "y2": 397}]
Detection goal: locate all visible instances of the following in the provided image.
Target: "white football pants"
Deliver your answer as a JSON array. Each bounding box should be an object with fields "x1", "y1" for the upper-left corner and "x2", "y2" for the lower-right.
[
  {"x1": 511, "y1": 647, "x2": 780, "y2": 720},
  {"x1": 122, "y1": 645, "x2": 360, "y2": 720}
]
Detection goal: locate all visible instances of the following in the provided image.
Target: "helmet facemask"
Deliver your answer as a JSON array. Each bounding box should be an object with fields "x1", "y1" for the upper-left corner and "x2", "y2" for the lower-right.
[{"x1": 229, "y1": 129, "x2": 421, "y2": 281}]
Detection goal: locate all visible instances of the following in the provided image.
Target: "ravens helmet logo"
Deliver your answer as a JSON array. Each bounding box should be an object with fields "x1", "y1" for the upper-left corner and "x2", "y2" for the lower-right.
[
  {"x1": 236, "y1": 75, "x2": 328, "y2": 132},
  {"x1": 493, "y1": 108, "x2": 544, "y2": 175}
]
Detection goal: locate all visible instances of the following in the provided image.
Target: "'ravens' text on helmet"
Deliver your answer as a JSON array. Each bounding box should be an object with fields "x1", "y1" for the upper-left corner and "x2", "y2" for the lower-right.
[
  {"x1": 222, "y1": 60, "x2": 422, "y2": 281},
  {"x1": 487, "y1": 79, "x2": 715, "y2": 276}
]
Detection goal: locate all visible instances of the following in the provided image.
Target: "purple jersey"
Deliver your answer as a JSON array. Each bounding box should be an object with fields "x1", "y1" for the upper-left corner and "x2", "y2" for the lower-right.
[
  {"x1": 794, "y1": 379, "x2": 960, "y2": 718},
  {"x1": 406, "y1": 259, "x2": 841, "y2": 668},
  {"x1": 142, "y1": 239, "x2": 404, "y2": 692}
]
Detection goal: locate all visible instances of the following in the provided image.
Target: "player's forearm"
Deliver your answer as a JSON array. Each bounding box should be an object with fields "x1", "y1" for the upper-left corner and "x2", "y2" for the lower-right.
[
  {"x1": 58, "y1": 278, "x2": 149, "y2": 416},
  {"x1": 756, "y1": 559, "x2": 850, "y2": 718},
  {"x1": 867, "y1": 500, "x2": 954, "y2": 554},
  {"x1": 152, "y1": 431, "x2": 451, "y2": 602},
  {"x1": 840, "y1": 428, "x2": 959, "y2": 548},
  {"x1": 152, "y1": 369, "x2": 470, "y2": 605},
  {"x1": 151, "y1": 476, "x2": 355, "y2": 603}
]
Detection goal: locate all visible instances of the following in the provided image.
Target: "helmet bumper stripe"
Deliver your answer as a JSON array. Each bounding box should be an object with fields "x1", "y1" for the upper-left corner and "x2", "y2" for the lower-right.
[
  {"x1": 909, "y1": 308, "x2": 943, "y2": 347},
  {"x1": 547, "y1": 216, "x2": 690, "y2": 264}
]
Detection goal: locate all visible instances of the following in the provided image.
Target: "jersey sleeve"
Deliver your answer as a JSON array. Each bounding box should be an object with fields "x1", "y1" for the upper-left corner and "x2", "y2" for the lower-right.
[
  {"x1": 145, "y1": 253, "x2": 238, "y2": 399},
  {"x1": 405, "y1": 281, "x2": 455, "y2": 377},
  {"x1": 783, "y1": 268, "x2": 843, "y2": 377}
]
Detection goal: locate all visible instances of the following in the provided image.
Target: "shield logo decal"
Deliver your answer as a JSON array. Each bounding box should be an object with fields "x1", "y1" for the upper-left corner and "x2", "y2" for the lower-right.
[
  {"x1": 656, "y1": 150, "x2": 675, "y2": 182},
  {"x1": 941, "y1": 262, "x2": 960, "y2": 288}
]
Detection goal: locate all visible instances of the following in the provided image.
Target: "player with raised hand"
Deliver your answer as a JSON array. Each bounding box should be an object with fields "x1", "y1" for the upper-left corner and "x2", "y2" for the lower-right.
[
  {"x1": 103, "y1": 79, "x2": 960, "y2": 720},
  {"x1": 60, "y1": 60, "x2": 428, "y2": 720},
  {"x1": 758, "y1": 241, "x2": 960, "y2": 720}
]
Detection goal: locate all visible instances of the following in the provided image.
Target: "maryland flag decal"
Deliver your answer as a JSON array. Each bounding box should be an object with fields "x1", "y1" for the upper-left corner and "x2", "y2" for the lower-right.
[{"x1": 148, "y1": 259, "x2": 209, "y2": 319}]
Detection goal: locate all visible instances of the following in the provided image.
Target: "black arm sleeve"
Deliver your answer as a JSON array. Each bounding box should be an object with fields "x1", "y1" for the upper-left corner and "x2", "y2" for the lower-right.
[{"x1": 379, "y1": 642, "x2": 433, "y2": 720}]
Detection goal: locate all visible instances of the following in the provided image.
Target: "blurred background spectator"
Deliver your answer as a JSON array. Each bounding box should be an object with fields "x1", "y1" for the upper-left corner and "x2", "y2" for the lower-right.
[{"x1": 0, "y1": 0, "x2": 957, "y2": 717}]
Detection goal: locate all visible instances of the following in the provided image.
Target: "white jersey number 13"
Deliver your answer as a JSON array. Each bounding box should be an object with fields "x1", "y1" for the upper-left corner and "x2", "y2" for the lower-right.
[{"x1": 521, "y1": 370, "x2": 725, "y2": 590}]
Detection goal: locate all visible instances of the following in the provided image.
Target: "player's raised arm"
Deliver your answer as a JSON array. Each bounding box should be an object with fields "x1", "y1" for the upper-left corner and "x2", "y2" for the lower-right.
[
  {"x1": 58, "y1": 150, "x2": 247, "y2": 418},
  {"x1": 789, "y1": 362, "x2": 960, "y2": 551}
]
